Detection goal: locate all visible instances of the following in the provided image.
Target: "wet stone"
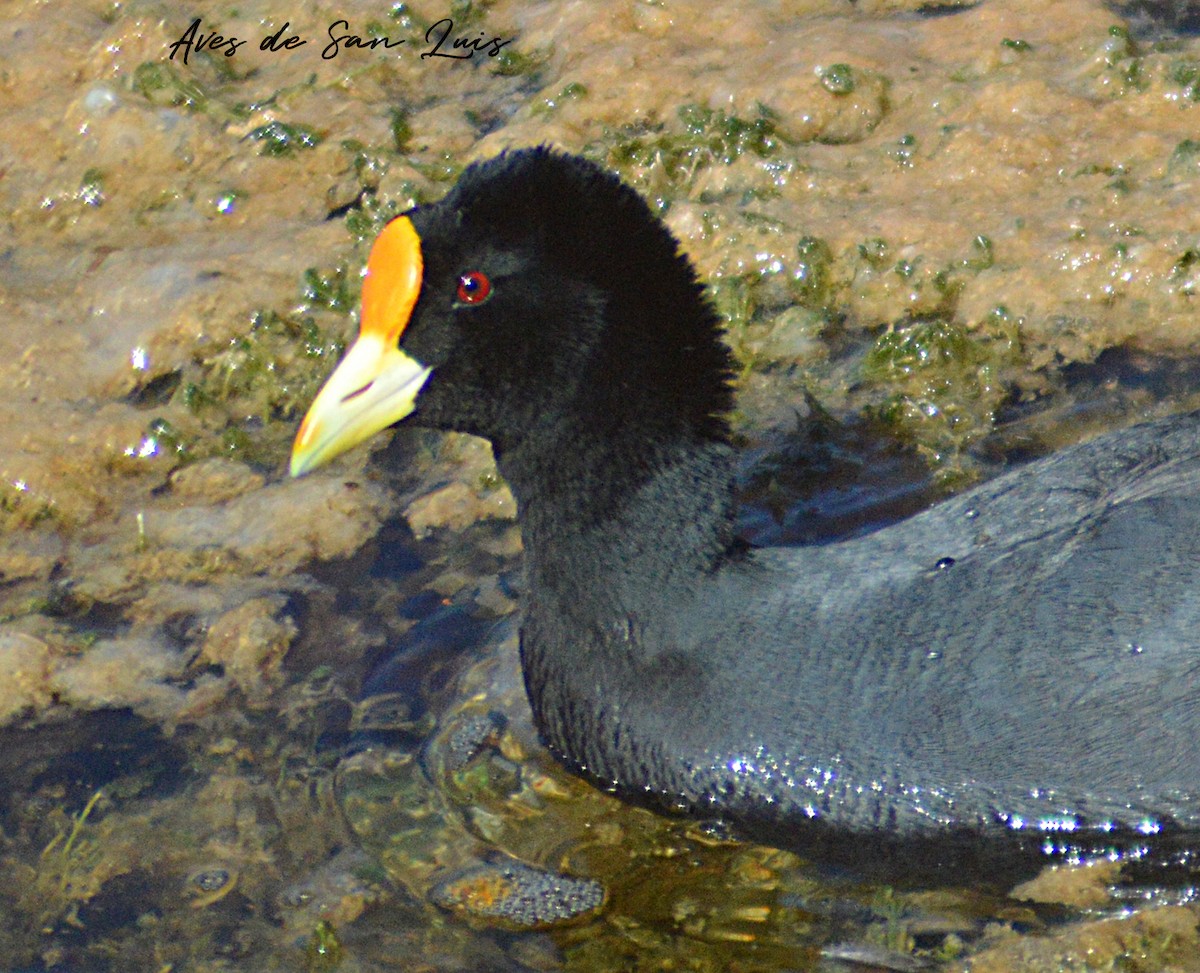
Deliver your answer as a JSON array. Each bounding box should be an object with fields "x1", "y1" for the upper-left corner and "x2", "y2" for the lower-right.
[
  {"x1": 190, "y1": 868, "x2": 231, "y2": 893},
  {"x1": 821, "y1": 941, "x2": 934, "y2": 972},
  {"x1": 429, "y1": 858, "x2": 605, "y2": 929},
  {"x1": 443, "y1": 711, "x2": 508, "y2": 772},
  {"x1": 167, "y1": 458, "x2": 265, "y2": 504},
  {"x1": 185, "y1": 867, "x2": 238, "y2": 908}
]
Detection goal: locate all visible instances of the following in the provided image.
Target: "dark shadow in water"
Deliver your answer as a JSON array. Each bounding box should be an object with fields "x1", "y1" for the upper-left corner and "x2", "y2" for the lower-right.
[
  {"x1": 305, "y1": 488, "x2": 520, "y2": 753},
  {"x1": 1059, "y1": 343, "x2": 1200, "y2": 397},
  {"x1": 0, "y1": 708, "x2": 191, "y2": 832},
  {"x1": 736, "y1": 411, "x2": 943, "y2": 549},
  {"x1": 912, "y1": 1, "x2": 982, "y2": 17},
  {"x1": 356, "y1": 598, "x2": 500, "y2": 729},
  {"x1": 746, "y1": 346, "x2": 1200, "y2": 548},
  {"x1": 1111, "y1": 0, "x2": 1200, "y2": 38}
]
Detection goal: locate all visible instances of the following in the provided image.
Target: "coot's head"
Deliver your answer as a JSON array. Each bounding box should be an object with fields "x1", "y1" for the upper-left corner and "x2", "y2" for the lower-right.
[{"x1": 291, "y1": 147, "x2": 734, "y2": 476}]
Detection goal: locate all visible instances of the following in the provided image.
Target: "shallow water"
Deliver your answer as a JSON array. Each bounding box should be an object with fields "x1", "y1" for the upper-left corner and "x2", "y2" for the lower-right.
[{"x1": 5, "y1": 0, "x2": 1200, "y2": 969}]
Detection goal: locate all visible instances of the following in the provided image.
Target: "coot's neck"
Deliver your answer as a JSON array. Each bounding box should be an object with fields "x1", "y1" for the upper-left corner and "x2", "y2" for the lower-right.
[
  {"x1": 494, "y1": 421, "x2": 739, "y2": 611},
  {"x1": 493, "y1": 413, "x2": 740, "y2": 786}
]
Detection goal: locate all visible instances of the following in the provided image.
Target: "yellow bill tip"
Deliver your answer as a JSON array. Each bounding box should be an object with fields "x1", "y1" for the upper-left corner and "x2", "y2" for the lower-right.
[{"x1": 290, "y1": 216, "x2": 429, "y2": 477}]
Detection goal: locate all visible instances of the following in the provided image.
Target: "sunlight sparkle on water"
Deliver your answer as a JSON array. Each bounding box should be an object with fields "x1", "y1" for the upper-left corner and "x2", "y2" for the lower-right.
[{"x1": 124, "y1": 436, "x2": 158, "y2": 459}]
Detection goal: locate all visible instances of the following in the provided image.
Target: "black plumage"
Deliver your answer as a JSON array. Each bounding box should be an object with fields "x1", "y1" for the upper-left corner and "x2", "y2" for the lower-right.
[{"x1": 296, "y1": 147, "x2": 1200, "y2": 858}]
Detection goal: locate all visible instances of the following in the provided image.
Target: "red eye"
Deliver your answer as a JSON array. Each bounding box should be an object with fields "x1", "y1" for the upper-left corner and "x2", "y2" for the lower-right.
[{"x1": 456, "y1": 271, "x2": 492, "y2": 305}]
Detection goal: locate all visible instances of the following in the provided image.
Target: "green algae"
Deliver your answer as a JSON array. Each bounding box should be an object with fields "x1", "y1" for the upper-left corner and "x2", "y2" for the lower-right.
[
  {"x1": 1169, "y1": 138, "x2": 1200, "y2": 175},
  {"x1": 590, "y1": 102, "x2": 790, "y2": 197},
  {"x1": 389, "y1": 107, "x2": 414, "y2": 152},
  {"x1": 492, "y1": 45, "x2": 551, "y2": 78},
  {"x1": 131, "y1": 61, "x2": 210, "y2": 112},
  {"x1": 1077, "y1": 21, "x2": 1200, "y2": 101},
  {"x1": 99, "y1": 102, "x2": 440, "y2": 475},
  {"x1": 114, "y1": 306, "x2": 348, "y2": 473},
  {"x1": 248, "y1": 120, "x2": 324, "y2": 157},
  {"x1": 77, "y1": 168, "x2": 106, "y2": 208},
  {"x1": 863, "y1": 310, "x2": 1022, "y2": 481},
  {"x1": 699, "y1": 218, "x2": 1022, "y2": 482},
  {"x1": 306, "y1": 919, "x2": 344, "y2": 971},
  {"x1": 790, "y1": 236, "x2": 837, "y2": 309},
  {"x1": 302, "y1": 266, "x2": 356, "y2": 314},
  {"x1": 1168, "y1": 58, "x2": 1200, "y2": 99},
  {"x1": 887, "y1": 132, "x2": 918, "y2": 168},
  {"x1": 42, "y1": 790, "x2": 106, "y2": 885},
  {"x1": 0, "y1": 483, "x2": 57, "y2": 527},
  {"x1": 533, "y1": 80, "x2": 589, "y2": 116},
  {"x1": 819, "y1": 63, "x2": 857, "y2": 95},
  {"x1": 340, "y1": 138, "x2": 391, "y2": 196},
  {"x1": 8, "y1": 789, "x2": 115, "y2": 936}
]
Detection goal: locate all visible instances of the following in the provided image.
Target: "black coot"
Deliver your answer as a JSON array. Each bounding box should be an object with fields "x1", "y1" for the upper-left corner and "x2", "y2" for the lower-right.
[{"x1": 292, "y1": 147, "x2": 1200, "y2": 850}]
